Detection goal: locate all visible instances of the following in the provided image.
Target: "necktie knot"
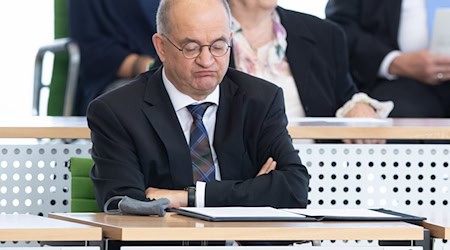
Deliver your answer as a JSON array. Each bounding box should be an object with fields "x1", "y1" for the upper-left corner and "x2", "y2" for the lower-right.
[{"x1": 187, "y1": 102, "x2": 213, "y2": 121}]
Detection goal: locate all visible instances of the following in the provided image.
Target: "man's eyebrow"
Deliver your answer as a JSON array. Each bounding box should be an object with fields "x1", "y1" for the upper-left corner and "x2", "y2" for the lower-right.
[{"x1": 178, "y1": 36, "x2": 229, "y2": 45}]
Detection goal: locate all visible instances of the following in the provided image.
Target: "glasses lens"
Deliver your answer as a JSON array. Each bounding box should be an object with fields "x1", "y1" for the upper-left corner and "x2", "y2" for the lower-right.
[
  {"x1": 181, "y1": 40, "x2": 230, "y2": 58},
  {"x1": 210, "y1": 40, "x2": 229, "y2": 57},
  {"x1": 182, "y1": 42, "x2": 201, "y2": 58}
]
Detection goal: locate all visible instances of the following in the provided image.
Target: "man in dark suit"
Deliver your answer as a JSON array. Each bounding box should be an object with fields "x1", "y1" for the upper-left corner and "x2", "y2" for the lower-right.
[
  {"x1": 88, "y1": 0, "x2": 309, "y2": 209},
  {"x1": 326, "y1": 0, "x2": 450, "y2": 118}
]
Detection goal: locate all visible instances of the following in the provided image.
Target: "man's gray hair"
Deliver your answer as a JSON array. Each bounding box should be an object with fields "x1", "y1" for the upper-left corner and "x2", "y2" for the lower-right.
[{"x1": 156, "y1": 0, "x2": 232, "y2": 35}]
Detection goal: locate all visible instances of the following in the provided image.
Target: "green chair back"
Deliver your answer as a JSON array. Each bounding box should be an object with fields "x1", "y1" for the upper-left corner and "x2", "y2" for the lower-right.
[
  {"x1": 48, "y1": 0, "x2": 70, "y2": 116},
  {"x1": 69, "y1": 157, "x2": 101, "y2": 212}
]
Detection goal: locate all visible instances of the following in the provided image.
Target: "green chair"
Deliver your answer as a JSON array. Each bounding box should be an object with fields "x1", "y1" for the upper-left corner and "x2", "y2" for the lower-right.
[
  {"x1": 69, "y1": 157, "x2": 101, "y2": 212},
  {"x1": 33, "y1": 0, "x2": 79, "y2": 116}
]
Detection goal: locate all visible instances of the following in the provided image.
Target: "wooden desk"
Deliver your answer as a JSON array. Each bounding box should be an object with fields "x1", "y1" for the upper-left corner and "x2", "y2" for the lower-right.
[
  {"x1": 0, "y1": 116, "x2": 89, "y2": 139},
  {"x1": 49, "y1": 213, "x2": 423, "y2": 241},
  {"x1": 420, "y1": 211, "x2": 450, "y2": 239},
  {"x1": 1, "y1": 116, "x2": 450, "y2": 140},
  {"x1": 288, "y1": 118, "x2": 450, "y2": 140},
  {"x1": 0, "y1": 214, "x2": 101, "y2": 241}
]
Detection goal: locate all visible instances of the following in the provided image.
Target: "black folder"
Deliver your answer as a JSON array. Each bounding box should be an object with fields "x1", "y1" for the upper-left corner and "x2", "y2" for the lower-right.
[
  {"x1": 171, "y1": 207, "x2": 426, "y2": 223},
  {"x1": 284, "y1": 208, "x2": 426, "y2": 223},
  {"x1": 171, "y1": 207, "x2": 316, "y2": 222}
]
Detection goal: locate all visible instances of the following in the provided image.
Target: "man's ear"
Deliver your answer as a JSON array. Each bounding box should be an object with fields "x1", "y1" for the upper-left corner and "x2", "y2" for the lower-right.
[{"x1": 152, "y1": 33, "x2": 166, "y2": 63}]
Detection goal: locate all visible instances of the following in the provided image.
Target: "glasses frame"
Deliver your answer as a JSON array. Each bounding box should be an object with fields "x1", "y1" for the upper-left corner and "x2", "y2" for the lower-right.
[{"x1": 161, "y1": 34, "x2": 231, "y2": 59}]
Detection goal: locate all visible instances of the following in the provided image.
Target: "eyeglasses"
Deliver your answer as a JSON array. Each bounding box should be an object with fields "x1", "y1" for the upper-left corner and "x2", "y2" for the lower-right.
[{"x1": 162, "y1": 34, "x2": 231, "y2": 59}]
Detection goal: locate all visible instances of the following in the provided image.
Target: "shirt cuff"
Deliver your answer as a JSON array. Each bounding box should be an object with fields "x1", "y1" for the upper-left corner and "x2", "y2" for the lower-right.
[
  {"x1": 195, "y1": 181, "x2": 206, "y2": 207},
  {"x1": 378, "y1": 50, "x2": 402, "y2": 80},
  {"x1": 336, "y1": 92, "x2": 394, "y2": 118}
]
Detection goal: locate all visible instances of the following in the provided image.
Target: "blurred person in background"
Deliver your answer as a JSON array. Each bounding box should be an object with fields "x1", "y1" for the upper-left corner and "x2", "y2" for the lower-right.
[
  {"x1": 326, "y1": 0, "x2": 450, "y2": 118},
  {"x1": 227, "y1": 0, "x2": 393, "y2": 144},
  {"x1": 69, "y1": 0, "x2": 160, "y2": 115}
]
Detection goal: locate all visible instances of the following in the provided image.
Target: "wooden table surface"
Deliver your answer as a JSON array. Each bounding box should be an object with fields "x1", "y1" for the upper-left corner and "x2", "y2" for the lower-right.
[
  {"x1": 49, "y1": 212, "x2": 423, "y2": 241},
  {"x1": 0, "y1": 214, "x2": 101, "y2": 241},
  {"x1": 420, "y1": 211, "x2": 450, "y2": 239},
  {"x1": 0, "y1": 116, "x2": 89, "y2": 139},
  {"x1": 288, "y1": 118, "x2": 450, "y2": 140},
  {"x1": 1, "y1": 117, "x2": 450, "y2": 140}
]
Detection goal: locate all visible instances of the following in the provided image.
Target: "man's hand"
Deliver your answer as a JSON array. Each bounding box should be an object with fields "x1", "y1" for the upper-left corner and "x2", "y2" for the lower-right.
[
  {"x1": 343, "y1": 102, "x2": 385, "y2": 144},
  {"x1": 389, "y1": 50, "x2": 450, "y2": 85},
  {"x1": 257, "y1": 157, "x2": 277, "y2": 176},
  {"x1": 146, "y1": 187, "x2": 187, "y2": 208}
]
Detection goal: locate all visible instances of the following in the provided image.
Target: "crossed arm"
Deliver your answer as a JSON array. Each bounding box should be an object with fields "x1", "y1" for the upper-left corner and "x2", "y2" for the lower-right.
[{"x1": 146, "y1": 157, "x2": 278, "y2": 208}]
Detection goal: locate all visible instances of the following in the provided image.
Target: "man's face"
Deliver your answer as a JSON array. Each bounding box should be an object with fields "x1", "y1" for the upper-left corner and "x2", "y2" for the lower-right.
[{"x1": 154, "y1": 0, "x2": 231, "y2": 100}]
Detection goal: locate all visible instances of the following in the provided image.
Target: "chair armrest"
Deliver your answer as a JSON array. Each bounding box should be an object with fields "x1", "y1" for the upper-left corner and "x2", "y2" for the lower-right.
[{"x1": 33, "y1": 38, "x2": 80, "y2": 116}]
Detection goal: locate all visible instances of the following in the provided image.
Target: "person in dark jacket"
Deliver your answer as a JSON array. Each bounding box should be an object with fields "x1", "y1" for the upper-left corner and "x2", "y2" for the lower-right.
[
  {"x1": 228, "y1": 0, "x2": 393, "y2": 144},
  {"x1": 69, "y1": 0, "x2": 160, "y2": 115},
  {"x1": 326, "y1": 0, "x2": 450, "y2": 118}
]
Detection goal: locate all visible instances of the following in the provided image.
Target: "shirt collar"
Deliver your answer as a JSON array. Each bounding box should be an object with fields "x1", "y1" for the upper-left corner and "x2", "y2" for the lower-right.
[{"x1": 162, "y1": 68, "x2": 220, "y2": 112}]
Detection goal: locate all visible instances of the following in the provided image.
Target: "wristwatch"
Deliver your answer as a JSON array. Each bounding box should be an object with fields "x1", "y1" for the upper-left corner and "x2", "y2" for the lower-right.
[{"x1": 184, "y1": 186, "x2": 196, "y2": 207}]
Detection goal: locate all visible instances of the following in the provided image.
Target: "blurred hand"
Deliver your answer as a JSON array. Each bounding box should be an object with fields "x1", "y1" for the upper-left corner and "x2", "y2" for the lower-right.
[
  {"x1": 146, "y1": 187, "x2": 187, "y2": 208},
  {"x1": 257, "y1": 157, "x2": 277, "y2": 176},
  {"x1": 389, "y1": 50, "x2": 450, "y2": 85},
  {"x1": 343, "y1": 102, "x2": 386, "y2": 144}
]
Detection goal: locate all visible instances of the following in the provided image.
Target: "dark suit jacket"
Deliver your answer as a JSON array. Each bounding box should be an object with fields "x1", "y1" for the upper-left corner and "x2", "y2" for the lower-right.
[
  {"x1": 69, "y1": 0, "x2": 159, "y2": 115},
  {"x1": 87, "y1": 67, "x2": 309, "y2": 208},
  {"x1": 325, "y1": 0, "x2": 403, "y2": 91},
  {"x1": 230, "y1": 7, "x2": 357, "y2": 117}
]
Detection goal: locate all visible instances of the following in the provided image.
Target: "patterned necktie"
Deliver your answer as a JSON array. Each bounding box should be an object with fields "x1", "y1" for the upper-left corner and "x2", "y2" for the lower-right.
[
  {"x1": 426, "y1": 0, "x2": 450, "y2": 37},
  {"x1": 187, "y1": 103, "x2": 215, "y2": 182}
]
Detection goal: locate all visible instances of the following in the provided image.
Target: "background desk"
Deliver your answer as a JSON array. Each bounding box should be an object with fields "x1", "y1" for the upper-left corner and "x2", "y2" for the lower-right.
[
  {"x1": 288, "y1": 118, "x2": 450, "y2": 140},
  {"x1": 0, "y1": 214, "x2": 101, "y2": 242},
  {"x1": 0, "y1": 116, "x2": 89, "y2": 139},
  {"x1": 49, "y1": 212, "x2": 423, "y2": 242},
  {"x1": 1, "y1": 116, "x2": 450, "y2": 140}
]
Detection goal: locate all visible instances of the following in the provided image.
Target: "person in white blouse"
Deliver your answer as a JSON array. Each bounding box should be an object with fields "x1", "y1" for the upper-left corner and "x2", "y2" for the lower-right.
[
  {"x1": 228, "y1": 0, "x2": 393, "y2": 144},
  {"x1": 326, "y1": 0, "x2": 450, "y2": 118}
]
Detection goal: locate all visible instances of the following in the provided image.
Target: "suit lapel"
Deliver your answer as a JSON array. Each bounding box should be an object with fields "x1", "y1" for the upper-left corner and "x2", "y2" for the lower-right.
[
  {"x1": 213, "y1": 74, "x2": 244, "y2": 180},
  {"x1": 277, "y1": 7, "x2": 316, "y2": 116},
  {"x1": 141, "y1": 69, "x2": 193, "y2": 187},
  {"x1": 387, "y1": 0, "x2": 402, "y2": 46}
]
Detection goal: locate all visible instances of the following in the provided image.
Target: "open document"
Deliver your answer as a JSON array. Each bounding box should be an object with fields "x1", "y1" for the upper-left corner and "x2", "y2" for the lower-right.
[
  {"x1": 430, "y1": 8, "x2": 450, "y2": 55},
  {"x1": 172, "y1": 207, "x2": 425, "y2": 222}
]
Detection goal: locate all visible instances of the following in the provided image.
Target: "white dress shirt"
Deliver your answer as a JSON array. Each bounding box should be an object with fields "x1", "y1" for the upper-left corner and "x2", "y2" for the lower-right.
[
  {"x1": 378, "y1": 0, "x2": 429, "y2": 79},
  {"x1": 162, "y1": 68, "x2": 221, "y2": 207}
]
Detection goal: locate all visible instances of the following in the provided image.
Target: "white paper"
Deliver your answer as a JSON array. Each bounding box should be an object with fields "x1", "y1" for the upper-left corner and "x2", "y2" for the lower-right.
[
  {"x1": 289, "y1": 117, "x2": 389, "y2": 123},
  {"x1": 282, "y1": 208, "x2": 399, "y2": 218},
  {"x1": 179, "y1": 207, "x2": 305, "y2": 218},
  {"x1": 430, "y1": 8, "x2": 450, "y2": 55}
]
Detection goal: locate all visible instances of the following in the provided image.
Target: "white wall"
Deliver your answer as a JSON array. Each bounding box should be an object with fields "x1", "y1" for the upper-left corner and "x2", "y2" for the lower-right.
[
  {"x1": 0, "y1": 1, "x2": 327, "y2": 116},
  {"x1": 279, "y1": 0, "x2": 328, "y2": 18},
  {"x1": 0, "y1": 0, "x2": 53, "y2": 116}
]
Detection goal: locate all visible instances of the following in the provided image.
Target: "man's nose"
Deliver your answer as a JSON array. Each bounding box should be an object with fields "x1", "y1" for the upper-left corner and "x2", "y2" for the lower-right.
[{"x1": 195, "y1": 46, "x2": 215, "y2": 66}]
